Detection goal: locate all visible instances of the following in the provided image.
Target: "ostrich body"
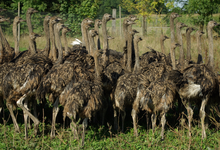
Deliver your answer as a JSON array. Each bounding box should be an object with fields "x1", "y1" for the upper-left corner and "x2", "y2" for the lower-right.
[
  {"x1": 132, "y1": 43, "x2": 181, "y2": 139},
  {"x1": 196, "y1": 30, "x2": 204, "y2": 64},
  {"x1": 62, "y1": 29, "x2": 104, "y2": 146},
  {"x1": 4, "y1": 32, "x2": 52, "y2": 139},
  {"x1": 94, "y1": 19, "x2": 102, "y2": 49}
]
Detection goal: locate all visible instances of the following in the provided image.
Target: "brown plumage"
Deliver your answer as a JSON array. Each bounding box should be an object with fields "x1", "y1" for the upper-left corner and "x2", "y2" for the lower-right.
[
  {"x1": 3, "y1": 32, "x2": 52, "y2": 140},
  {"x1": 132, "y1": 43, "x2": 182, "y2": 139},
  {"x1": 62, "y1": 30, "x2": 104, "y2": 146}
]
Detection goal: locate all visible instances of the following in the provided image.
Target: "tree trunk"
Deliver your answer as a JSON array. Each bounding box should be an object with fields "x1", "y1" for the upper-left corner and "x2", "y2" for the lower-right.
[
  {"x1": 119, "y1": 6, "x2": 122, "y2": 37},
  {"x1": 142, "y1": 15, "x2": 147, "y2": 36},
  {"x1": 112, "y1": 9, "x2": 116, "y2": 36}
]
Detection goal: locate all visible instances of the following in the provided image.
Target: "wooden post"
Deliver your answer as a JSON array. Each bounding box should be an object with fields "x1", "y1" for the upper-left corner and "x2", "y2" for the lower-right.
[
  {"x1": 18, "y1": 2, "x2": 20, "y2": 45},
  {"x1": 142, "y1": 15, "x2": 147, "y2": 36},
  {"x1": 112, "y1": 8, "x2": 116, "y2": 35},
  {"x1": 119, "y1": 6, "x2": 122, "y2": 37}
]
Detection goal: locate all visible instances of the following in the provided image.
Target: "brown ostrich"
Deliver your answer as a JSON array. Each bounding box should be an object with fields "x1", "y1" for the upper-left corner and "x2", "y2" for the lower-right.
[
  {"x1": 132, "y1": 43, "x2": 181, "y2": 139},
  {"x1": 62, "y1": 26, "x2": 71, "y2": 57},
  {"x1": 26, "y1": 8, "x2": 38, "y2": 34},
  {"x1": 102, "y1": 35, "x2": 114, "y2": 66},
  {"x1": 94, "y1": 19, "x2": 102, "y2": 49},
  {"x1": 4, "y1": 32, "x2": 52, "y2": 139},
  {"x1": 114, "y1": 34, "x2": 146, "y2": 132},
  {"x1": 63, "y1": 30, "x2": 104, "y2": 146},
  {"x1": 170, "y1": 12, "x2": 181, "y2": 44},
  {"x1": 176, "y1": 22, "x2": 188, "y2": 71},
  {"x1": 178, "y1": 21, "x2": 219, "y2": 139},
  {"x1": 160, "y1": 35, "x2": 169, "y2": 54},
  {"x1": 42, "y1": 15, "x2": 51, "y2": 57},
  {"x1": 186, "y1": 27, "x2": 195, "y2": 62},
  {"x1": 196, "y1": 30, "x2": 205, "y2": 64}
]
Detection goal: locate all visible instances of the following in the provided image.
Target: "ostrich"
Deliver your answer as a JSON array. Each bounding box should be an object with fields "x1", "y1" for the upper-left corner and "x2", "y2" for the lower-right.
[
  {"x1": 160, "y1": 35, "x2": 169, "y2": 54},
  {"x1": 0, "y1": 16, "x2": 11, "y2": 64},
  {"x1": 42, "y1": 15, "x2": 51, "y2": 57},
  {"x1": 186, "y1": 27, "x2": 195, "y2": 62},
  {"x1": 94, "y1": 19, "x2": 102, "y2": 49},
  {"x1": 178, "y1": 21, "x2": 219, "y2": 139},
  {"x1": 132, "y1": 43, "x2": 181, "y2": 139},
  {"x1": 26, "y1": 8, "x2": 38, "y2": 34},
  {"x1": 114, "y1": 33, "x2": 145, "y2": 132},
  {"x1": 4, "y1": 32, "x2": 52, "y2": 139},
  {"x1": 196, "y1": 30, "x2": 205, "y2": 64},
  {"x1": 176, "y1": 22, "x2": 188, "y2": 71},
  {"x1": 62, "y1": 26, "x2": 71, "y2": 57},
  {"x1": 102, "y1": 35, "x2": 114, "y2": 66},
  {"x1": 62, "y1": 29, "x2": 104, "y2": 146},
  {"x1": 170, "y1": 12, "x2": 181, "y2": 44}
]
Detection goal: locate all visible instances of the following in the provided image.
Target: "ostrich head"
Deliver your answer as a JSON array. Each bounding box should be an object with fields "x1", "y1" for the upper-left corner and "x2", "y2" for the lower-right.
[
  {"x1": 171, "y1": 43, "x2": 181, "y2": 49},
  {"x1": 124, "y1": 18, "x2": 136, "y2": 26},
  {"x1": 30, "y1": 32, "x2": 41, "y2": 41},
  {"x1": 83, "y1": 18, "x2": 94, "y2": 26},
  {"x1": 56, "y1": 23, "x2": 65, "y2": 32},
  {"x1": 196, "y1": 30, "x2": 205, "y2": 37},
  {"x1": 89, "y1": 29, "x2": 98, "y2": 38},
  {"x1": 44, "y1": 15, "x2": 51, "y2": 22},
  {"x1": 176, "y1": 22, "x2": 188, "y2": 29},
  {"x1": 95, "y1": 19, "x2": 102, "y2": 27},
  {"x1": 128, "y1": 15, "x2": 139, "y2": 21},
  {"x1": 170, "y1": 12, "x2": 181, "y2": 19},
  {"x1": 130, "y1": 29, "x2": 139, "y2": 36},
  {"x1": 27, "y1": 8, "x2": 38, "y2": 14},
  {"x1": 134, "y1": 35, "x2": 143, "y2": 43},
  {"x1": 186, "y1": 27, "x2": 195, "y2": 34},
  {"x1": 63, "y1": 26, "x2": 71, "y2": 34},
  {"x1": 49, "y1": 16, "x2": 61, "y2": 25},
  {"x1": 103, "y1": 13, "x2": 115, "y2": 21},
  {"x1": 14, "y1": 16, "x2": 26, "y2": 24},
  {"x1": 160, "y1": 35, "x2": 169, "y2": 41},
  {"x1": 0, "y1": 16, "x2": 10, "y2": 23},
  {"x1": 208, "y1": 21, "x2": 219, "y2": 29}
]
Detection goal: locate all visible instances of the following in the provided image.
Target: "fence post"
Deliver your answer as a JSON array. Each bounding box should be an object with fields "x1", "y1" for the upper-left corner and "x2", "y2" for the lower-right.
[
  {"x1": 119, "y1": 6, "x2": 122, "y2": 37},
  {"x1": 18, "y1": 2, "x2": 20, "y2": 45},
  {"x1": 142, "y1": 15, "x2": 147, "y2": 36},
  {"x1": 112, "y1": 8, "x2": 116, "y2": 35}
]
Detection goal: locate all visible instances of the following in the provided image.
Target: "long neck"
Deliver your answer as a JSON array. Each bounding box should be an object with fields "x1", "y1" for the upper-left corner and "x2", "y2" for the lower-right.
[
  {"x1": 197, "y1": 35, "x2": 203, "y2": 64},
  {"x1": 49, "y1": 22, "x2": 57, "y2": 61},
  {"x1": 170, "y1": 18, "x2": 175, "y2": 44},
  {"x1": 44, "y1": 20, "x2": 50, "y2": 57},
  {"x1": 186, "y1": 31, "x2": 191, "y2": 61},
  {"x1": 0, "y1": 29, "x2": 3, "y2": 63},
  {"x1": 102, "y1": 19, "x2": 108, "y2": 50},
  {"x1": 89, "y1": 34, "x2": 96, "y2": 56},
  {"x1": 13, "y1": 22, "x2": 19, "y2": 56},
  {"x1": 123, "y1": 23, "x2": 128, "y2": 49},
  {"x1": 29, "y1": 38, "x2": 37, "y2": 55},
  {"x1": 208, "y1": 26, "x2": 214, "y2": 70},
  {"x1": 62, "y1": 31, "x2": 68, "y2": 56},
  {"x1": 94, "y1": 53, "x2": 101, "y2": 81},
  {"x1": 0, "y1": 25, "x2": 11, "y2": 50},
  {"x1": 126, "y1": 32, "x2": 132, "y2": 72},
  {"x1": 55, "y1": 27, "x2": 63, "y2": 64},
  {"x1": 133, "y1": 41, "x2": 140, "y2": 73},
  {"x1": 170, "y1": 46, "x2": 176, "y2": 70},
  {"x1": 177, "y1": 27, "x2": 184, "y2": 71},
  {"x1": 26, "y1": 13, "x2": 33, "y2": 34},
  {"x1": 81, "y1": 22, "x2": 85, "y2": 47},
  {"x1": 83, "y1": 26, "x2": 90, "y2": 53},
  {"x1": 94, "y1": 23, "x2": 100, "y2": 49},
  {"x1": 161, "y1": 39, "x2": 165, "y2": 54}
]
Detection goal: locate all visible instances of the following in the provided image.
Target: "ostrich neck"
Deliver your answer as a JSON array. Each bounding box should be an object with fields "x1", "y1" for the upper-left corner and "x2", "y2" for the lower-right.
[
  {"x1": 44, "y1": 20, "x2": 50, "y2": 57},
  {"x1": 126, "y1": 32, "x2": 133, "y2": 72},
  {"x1": 26, "y1": 13, "x2": 33, "y2": 34},
  {"x1": 83, "y1": 26, "x2": 90, "y2": 53},
  {"x1": 177, "y1": 27, "x2": 184, "y2": 70},
  {"x1": 62, "y1": 31, "x2": 68, "y2": 56},
  {"x1": 122, "y1": 23, "x2": 129, "y2": 49},
  {"x1": 0, "y1": 29, "x2": 3, "y2": 63},
  {"x1": 89, "y1": 34, "x2": 96, "y2": 56},
  {"x1": 49, "y1": 22, "x2": 57, "y2": 61},
  {"x1": 133, "y1": 41, "x2": 140, "y2": 73},
  {"x1": 186, "y1": 31, "x2": 191, "y2": 61},
  {"x1": 102, "y1": 19, "x2": 108, "y2": 50},
  {"x1": 171, "y1": 47, "x2": 176, "y2": 70},
  {"x1": 55, "y1": 27, "x2": 63, "y2": 64},
  {"x1": 0, "y1": 25, "x2": 11, "y2": 50},
  {"x1": 170, "y1": 18, "x2": 175, "y2": 44},
  {"x1": 13, "y1": 22, "x2": 19, "y2": 56},
  {"x1": 94, "y1": 24, "x2": 100, "y2": 49},
  {"x1": 161, "y1": 39, "x2": 165, "y2": 54},
  {"x1": 29, "y1": 38, "x2": 37, "y2": 55},
  {"x1": 197, "y1": 36, "x2": 202, "y2": 56},
  {"x1": 81, "y1": 22, "x2": 85, "y2": 47},
  {"x1": 208, "y1": 27, "x2": 214, "y2": 70}
]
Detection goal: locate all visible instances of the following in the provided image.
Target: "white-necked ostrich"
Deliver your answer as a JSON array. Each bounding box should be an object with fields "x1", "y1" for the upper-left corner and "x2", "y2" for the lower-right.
[
  {"x1": 132, "y1": 43, "x2": 181, "y2": 139},
  {"x1": 62, "y1": 29, "x2": 104, "y2": 146},
  {"x1": 94, "y1": 19, "x2": 102, "y2": 49},
  {"x1": 178, "y1": 21, "x2": 219, "y2": 139},
  {"x1": 196, "y1": 30, "x2": 205, "y2": 64},
  {"x1": 4, "y1": 32, "x2": 53, "y2": 139}
]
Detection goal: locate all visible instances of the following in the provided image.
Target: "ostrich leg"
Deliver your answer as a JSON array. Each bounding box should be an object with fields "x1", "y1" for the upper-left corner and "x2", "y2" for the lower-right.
[
  {"x1": 200, "y1": 95, "x2": 209, "y2": 139},
  {"x1": 121, "y1": 110, "x2": 126, "y2": 132},
  {"x1": 81, "y1": 118, "x2": 88, "y2": 146},
  {"x1": 6, "y1": 103, "x2": 20, "y2": 133},
  {"x1": 151, "y1": 114, "x2": 157, "y2": 133},
  {"x1": 131, "y1": 109, "x2": 138, "y2": 136},
  {"x1": 182, "y1": 100, "x2": 193, "y2": 137},
  {"x1": 16, "y1": 94, "x2": 40, "y2": 139},
  {"x1": 50, "y1": 97, "x2": 60, "y2": 139},
  {"x1": 161, "y1": 113, "x2": 166, "y2": 140},
  {"x1": 24, "y1": 98, "x2": 30, "y2": 139}
]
